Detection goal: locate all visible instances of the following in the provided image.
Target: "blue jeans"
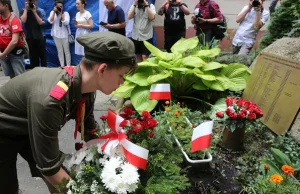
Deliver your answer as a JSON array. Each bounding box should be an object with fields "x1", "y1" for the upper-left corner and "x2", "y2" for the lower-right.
[{"x1": 0, "y1": 54, "x2": 25, "y2": 78}]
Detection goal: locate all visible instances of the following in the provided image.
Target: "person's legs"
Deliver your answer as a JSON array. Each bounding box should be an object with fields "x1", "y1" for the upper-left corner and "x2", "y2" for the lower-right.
[
  {"x1": 53, "y1": 37, "x2": 65, "y2": 67},
  {"x1": 10, "y1": 54, "x2": 26, "y2": 78},
  {"x1": 0, "y1": 58, "x2": 15, "y2": 78},
  {"x1": 27, "y1": 39, "x2": 39, "y2": 68},
  {"x1": 62, "y1": 38, "x2": 71, "y2": 66},
  {"x1": 269, "y1": 0, "x2": 279, "y2": 15},
  {"x1": 238, "y1": 44, "x2": 253, "y2": 55},
  {"x1": 39, "y1": 37, "x2": 47, "y2": 67},
  {"x1": 141, "y1": 38, "x2": 152, "y2": 61},
  {"x1": 0, "y1": 135, "x2": 23, "y2": 194},
  {"x1": 132, "y1": 39, "x2": 143, "y2": 63},
  {"x1": 164, "y1": 34, "x2": 173, "y2": 53}
]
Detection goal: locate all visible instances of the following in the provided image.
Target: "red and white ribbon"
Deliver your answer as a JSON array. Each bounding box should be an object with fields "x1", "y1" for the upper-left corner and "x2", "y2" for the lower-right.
[
  {"x1": 149, "y1": 84, "x2": 171, "y2": 100},
  {"x1": 191, "y1": 121, "x2": 214, "y2": 153},
  {"x1": 99, "y1": 110, "x2": 149, "y2": 170}
]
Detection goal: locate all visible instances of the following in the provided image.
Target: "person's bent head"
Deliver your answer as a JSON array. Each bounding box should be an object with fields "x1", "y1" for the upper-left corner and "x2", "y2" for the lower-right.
[
  {"x1": 103, "y1": 0, "x2": 115, "y2": 11},
  {"x1": 77, "y1": 31, "x2": 137, "y2": 95}
]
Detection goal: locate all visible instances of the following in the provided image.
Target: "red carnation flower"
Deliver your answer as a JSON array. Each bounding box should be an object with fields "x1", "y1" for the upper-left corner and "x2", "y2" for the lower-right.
[
  {"x1": 225, "y1": 97, "x2": 236, "y2": 107},
  {"x1": 255, "y1": 108, "x2": 264, "y2": 118},
  {"x1": 237, "y1": 98, "x2": 245, "y2": 107},
  {"x1": 247, "y1": 113, "x2": 256, "y2": 120},
  {"x1": 142, "y1": 111, "x2": 151, "y2": 120},
  {"x1": 130, "y1": 119, "x2": 140, "y2": 125},
  {"x1": 133, "y1": 125, "x2": 143, "y2": 133},
  {"x1": 216, "y1": 112, "x2": 224, "y2": 118},
  {"x1": 75, "y1": 142, "x2": 83, "y2": 151},
  {"x1": 237, "y1": 111, "x2": 246, "y2": 119},
  {"x1": 244, "y1": 101, "x2": 252, "y2": 109},
  {"x1": 100, "y1": 115, "x2": 108, "y2": 120},
  {"x1": 225, "y1": 108, "x2": 233, "y2": 116},
  {"x1": 149, "y1": 132, "x2": 154, "y2": 138},
  {"x1": 148, "y1": 119, "x2": 157, "y2": 129},
  {"x1": 124, "y1": 107, "x2": 134, "y2": 117},
  {"x1": 229, "y1": 112, "x2": 237, "y2": 119},
  {"x1": 119, "y1": 120, "x2": 128, "y2": 128}
]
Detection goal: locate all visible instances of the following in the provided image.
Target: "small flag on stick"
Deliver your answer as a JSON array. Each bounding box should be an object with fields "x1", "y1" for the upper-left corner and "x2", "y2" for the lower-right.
[
  {"x1": 191, "y1": 121, "x2": 214, "y2": 153},
  {"x1": 149, "y1": 84, "x2": 171, "y2": 100}
]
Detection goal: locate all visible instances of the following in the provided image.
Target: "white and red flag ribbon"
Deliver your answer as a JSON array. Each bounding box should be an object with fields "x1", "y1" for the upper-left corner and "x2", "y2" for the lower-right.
[
  {"x1": 191, "y1": 121, "x2": 214, "y2": 153},
  {"x1": 149, "y1": 84, "x2": 171, "y2": 100},
  {"x1": 98, "y1": 110, "x2": 149, "y2": 170}
]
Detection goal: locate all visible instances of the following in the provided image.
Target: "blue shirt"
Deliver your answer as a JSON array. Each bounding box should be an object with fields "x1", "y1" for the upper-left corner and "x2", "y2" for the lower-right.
[{"x1": 107, "y1": 5, "x2": 126, "y2": 36}]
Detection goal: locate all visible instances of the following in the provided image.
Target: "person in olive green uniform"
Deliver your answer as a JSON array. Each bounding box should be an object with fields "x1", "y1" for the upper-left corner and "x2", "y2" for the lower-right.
[{"x1": 0, "y1": 31, "x2": 136, "y2": 194}]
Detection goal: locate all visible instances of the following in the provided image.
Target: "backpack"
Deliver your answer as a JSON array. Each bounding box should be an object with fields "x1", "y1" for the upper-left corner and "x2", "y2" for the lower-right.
[
  {"x1": 8, "y1": 13, "x2": 29, "y2": 57},
  {"x1": 208, "y1": 1, "x2": 227, "y2": 40}
]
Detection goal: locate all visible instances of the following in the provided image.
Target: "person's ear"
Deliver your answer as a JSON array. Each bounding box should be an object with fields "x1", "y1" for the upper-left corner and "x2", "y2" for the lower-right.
[{"x1": 97, "y1": 63, "x2": 108, "y2": 77}]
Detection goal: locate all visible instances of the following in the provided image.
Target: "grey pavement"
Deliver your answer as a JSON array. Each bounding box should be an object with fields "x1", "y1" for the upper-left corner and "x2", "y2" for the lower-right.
[{"x1": 0, "y1": 70, "x2": 120, "y2": 194}]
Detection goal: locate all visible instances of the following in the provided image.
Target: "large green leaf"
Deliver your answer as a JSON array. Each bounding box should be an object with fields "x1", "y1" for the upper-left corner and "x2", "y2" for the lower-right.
[
  {"x1": 221, "y1": 63, "x2": 251, "y2": 80},
  {"x1": 192, "y1": 79, "x2": 209, "y2": 90},
  {"x1": 184, "y1": 68, "x2": 203, "y2": 75},
  {"x1": 146, "y1": 57, "x2": 159, "y2": 64},
  {"x1": 147, "y1": 71, "x2": 172, "y2": 84},
  {"x1": 170, "y1": 36, "x2": 199, "y2": 54},
  {"x1": 228, "y1": 77, "x2": 247, "y2": 91},
  {"x1": 195, "y1": 73, "x2": 216, "y2": 81},
  {"x1": 144, "y1": 41, "x2": 175, "y2": 61},
  {"x1": 131, "y1": 86, "x2": 158, "y2": 114},
  {"x1": 158, "y1": 61, "x2": 173, "y2": 69},
  {"x1": 271, "y1": 148, "x2": 292, "y2": 166},
  {"x1": 191, "y1": 48, "x2": 221, "y2": 58},
  {"x1": 202, "y1": 62, "x2": 224, "y2": 71},
  {"x1": 112, "y1": 82, "x2": 136, "y2": 98},
  {"x1": 126, "y1": 67, "x2": 153, "y2": 86},
  {"x1": 170, "y1": 67, "x2": 190, "y2": 72},
  {"x1": 182, "y1": 56, "x2": 206, "y2": 68},
  {"x1": 138, "y1": 61, "x2": 159, "y2": 67},
  {"x1": 202, "y1": 76, "x2": 231, "y2": 91}
]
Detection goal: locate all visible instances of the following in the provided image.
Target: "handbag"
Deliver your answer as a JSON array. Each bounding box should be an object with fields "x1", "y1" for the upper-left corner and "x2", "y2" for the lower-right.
[{"x1": 66, "y1": 25, "x2": 75, "y2": 44}]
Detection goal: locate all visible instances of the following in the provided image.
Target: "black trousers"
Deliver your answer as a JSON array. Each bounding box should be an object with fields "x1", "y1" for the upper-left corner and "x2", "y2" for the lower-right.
[
  {"x1": 164, "y1": 32, "x2": 186, "y2": 53},
  {"x1": 27, "y1": 38, "x2": 47, "y2": 68}
]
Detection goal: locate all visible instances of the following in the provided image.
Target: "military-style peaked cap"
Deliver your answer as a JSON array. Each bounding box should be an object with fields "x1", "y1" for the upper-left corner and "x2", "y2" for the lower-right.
[{"x1": 76, "y1": 31, "x2": 136, "y2": 66}]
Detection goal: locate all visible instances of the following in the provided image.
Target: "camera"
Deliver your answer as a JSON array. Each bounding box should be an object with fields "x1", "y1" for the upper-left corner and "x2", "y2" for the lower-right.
[
  {"x1": 56, "y1": 6, "x2": 62, "y2": 12},
  {"x1": 138, "y1": 0, "x2": 143, "y2": 4},
  {"x1": 169, "y1": 0, "x2": 176, "y2": 3},
  {"x1": 252, "y1": 0, "x2": 261, "y2": 8},
  {"x1": 28, "y1": 0, "x2": 34, "y2": 9}
]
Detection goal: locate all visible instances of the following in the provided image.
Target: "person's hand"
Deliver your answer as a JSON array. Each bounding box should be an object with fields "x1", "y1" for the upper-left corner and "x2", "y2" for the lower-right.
[
  {"x1": 53, "y1": 6, "x2": 57, "y2": 12},
  {"x1": 143, "y1": 0, "x2": 149, "y2": 6},
  {"x1": 0, "y1": 52, "x2": 7, "y2": 60},
  {"x1": 248, "y1": 0, "x2": 253, "y2": 8},
  {"x1": 31, "y1": 4, "x2": 37, "y2": 13},
  {"x1": 24, "y1": 2, "x2": 29, "y2": 10},
  {"x1": 134, "y1": 0, "x2": 138, "y2": 6},
  {"x1": 101, "y1": 24, "x2": 110, "y2": 29},
  {"x1": 196, "y1": 17, "x2": 206, "y2": 24},
  {"x1": 75, "y1": 23, "x2": 81, "y2": 28}
]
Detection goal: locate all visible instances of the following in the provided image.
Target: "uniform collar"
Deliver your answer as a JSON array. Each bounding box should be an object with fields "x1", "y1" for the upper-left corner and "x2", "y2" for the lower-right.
[{"x1": 72, "y1": 65, "x2": 83, "y2": 102}]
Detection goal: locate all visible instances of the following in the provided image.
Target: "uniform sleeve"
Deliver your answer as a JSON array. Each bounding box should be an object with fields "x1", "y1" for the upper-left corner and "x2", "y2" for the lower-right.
[
  {"x1": 11, "y1": 18, "x2": 23, "y2": 33},
  {"x1": 27, "y1": 92, "x2": 65, "y2": 176},
  {"x1": 83, "y1": 92, "x2": 98, "y2": 141},
  {"x1": 211, "y1": 2, "x2": 223, "y2": 20},
  {"x1": 118, "y1": 8, "x2": 126, "y2": 23},
  {"x1": 86, "y1": 11, "x2": 92, "y2": 20}
]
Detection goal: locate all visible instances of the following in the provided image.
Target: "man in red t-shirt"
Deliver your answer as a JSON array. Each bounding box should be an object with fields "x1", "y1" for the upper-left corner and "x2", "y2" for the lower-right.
[
  {"x1": 0, "y1": 0, "x2": 25, "y2": 78},
  {"x1": 191, "y1": 0, "x2": 223, "y2": 46}
]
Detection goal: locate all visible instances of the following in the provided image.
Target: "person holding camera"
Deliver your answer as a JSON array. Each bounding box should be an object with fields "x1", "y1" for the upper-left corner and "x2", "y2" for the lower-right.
[
  {"x1": 232, "y1": 0, "x2": 269, "y2": 55},
  {"x1": 102, "y1": 0, "x2": 126, "y2": 36},
  {"x1": 0, "y1": 0, "x2": 26, "y2": 79},
  {"x1": 48, "y1": 0, "x2": 71, "y2": 67},
  {"x1": 20, "y1": 0, "x2": 47, "y2": 68},
  {"x1": 128, "y1": 0, "x2": 156, "y2": 62},
  {"x1": 74, "y1": 0, "x2": 94, "y2": 57},
  {"x1": 191, "y1": 0, "x2": 223, "y2": 45},
  {"x1": 158, "y1": 0, "x2": 190, "y2": 53}
]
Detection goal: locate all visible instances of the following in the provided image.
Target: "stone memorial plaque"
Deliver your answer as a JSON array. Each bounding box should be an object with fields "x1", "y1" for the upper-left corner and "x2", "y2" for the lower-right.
[{"x1": 243, "y1": 51, "x2": 300, "y2": 135}]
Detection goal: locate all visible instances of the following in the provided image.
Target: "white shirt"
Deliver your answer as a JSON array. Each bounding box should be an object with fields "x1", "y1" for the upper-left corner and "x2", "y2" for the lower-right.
[
  {"x1": 48, "y1": 11, "x2": 70, "y2": 39},
  {"x1": 232, "y1": 6, "x2": 269, "y2": 46}
]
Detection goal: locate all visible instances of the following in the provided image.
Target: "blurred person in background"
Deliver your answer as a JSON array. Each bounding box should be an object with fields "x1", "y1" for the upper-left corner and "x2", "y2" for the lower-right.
[
  {"x1": 48, "y1": 0, "x2": 71, "y2": 67},
  {"x1": 74, "y1": 0, "x2": 93, "y2": 57},
  {"x1": 102, "y1": 0, "x2": 126, "y2": 36},
  {"x1": 128, "y1": 0, "x2": 156, "y2": 62},
  {"x1": 158, "y1": 0, "x2": 190, "y2": 52}
]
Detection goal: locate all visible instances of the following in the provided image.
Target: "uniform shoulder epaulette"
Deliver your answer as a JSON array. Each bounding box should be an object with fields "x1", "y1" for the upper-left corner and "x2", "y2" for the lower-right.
[{"x1": 49, "y1": 81, "x2": 69, "y2": 100}]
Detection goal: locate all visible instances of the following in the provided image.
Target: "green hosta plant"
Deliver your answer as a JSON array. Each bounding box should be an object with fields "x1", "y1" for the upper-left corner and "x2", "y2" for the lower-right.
[{"x1": 113, "y1": 36, "x2": 251, "y2": 114}]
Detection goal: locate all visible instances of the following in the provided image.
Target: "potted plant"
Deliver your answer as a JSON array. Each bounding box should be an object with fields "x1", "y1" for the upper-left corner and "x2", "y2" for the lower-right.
[
  {"x1": 213, "y1": 97, "x2": 263, "y2": 151},
  {"x1": 112, "y1": 37, "x2": 251, "y2": 114},
  {"x1": 161, "y1": 102, "x2": 212, "y2": 166}
]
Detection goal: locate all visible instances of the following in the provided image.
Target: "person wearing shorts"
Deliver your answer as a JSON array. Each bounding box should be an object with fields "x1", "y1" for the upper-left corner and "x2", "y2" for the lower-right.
[
  {"x1": 128, "y1": 0, "x2": 156, "y2": 62},
  {"x1": 0, "y1": 0, "x2": 25, "y2": 79}
]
